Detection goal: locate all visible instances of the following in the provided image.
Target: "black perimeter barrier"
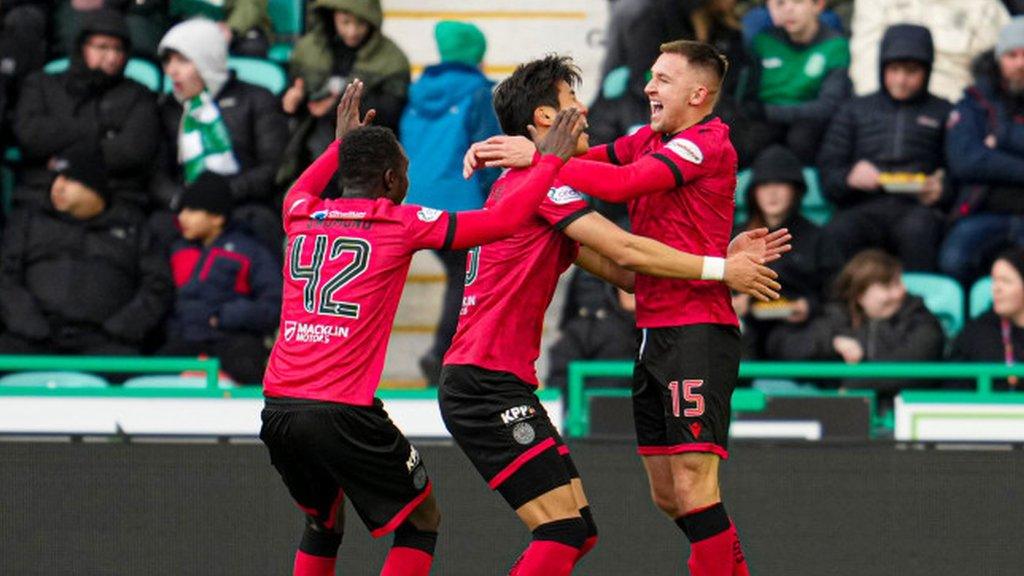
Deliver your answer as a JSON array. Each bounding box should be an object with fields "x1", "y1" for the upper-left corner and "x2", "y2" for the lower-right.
[{"x1": 1, "y1": 440, "x2": 1021, "y2": 575}]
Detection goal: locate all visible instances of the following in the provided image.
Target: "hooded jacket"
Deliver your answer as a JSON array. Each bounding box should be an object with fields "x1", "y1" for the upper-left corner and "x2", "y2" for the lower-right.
[
  {"x1": 155, "y1": 19, "x2": 287, "y2": 208},
  {"x1": 167, "y1": 227, "x2": 281, "y2": 342},
  {"x1": 399, "y1": 62, "x2": 501, "y2": 212},
  {"x1": 13, "y1": 9, "x2": 160, "y2": 209},
  {"x1": 742, "y1": 145, "x2": 842, "y2": 316},
  {"x1": 818, "y1": 24, "x2": 952, "y2": 208},
  {"x1": 289, "y1": 0, "x2": 410, "y2": 132},
  {"x1": 945, "y1": 51, "x2": 1024, "y2": 216},
  {"x1": 0, "y1": 202, "x2": 173, "y2": 344}
]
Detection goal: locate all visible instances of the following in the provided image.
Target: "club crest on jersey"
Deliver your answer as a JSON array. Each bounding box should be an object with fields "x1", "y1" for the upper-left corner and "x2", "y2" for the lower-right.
[
  {"x1": 665, "y1": 138, "x2": 703, "y2": 165},
  {"x1": 501, "y1": 405, "x2": 537, "y2": 425},
  {"x1": 547, "y1": 185, "x2": 583, "y2": 205},
  {"x1": 417, "y1": 207, "x2": 443, "y2": 222}
]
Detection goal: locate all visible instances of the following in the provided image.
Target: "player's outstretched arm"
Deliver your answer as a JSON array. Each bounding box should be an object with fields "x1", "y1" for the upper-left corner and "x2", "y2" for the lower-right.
[
  {"x1": 447, "y1": 109, "x2": 583, "y2": 249},
  {"x1": 282, "y1": 80, "x2": 376, "y2": 215},
  {"x1": 462, "y1": 135, "x2": 613, "y2": 179},
  {"x1": 575, "y1": 245, "x2": 636, "y2": 293},
  {"x1": 564, "y1": 212, "x2": 783, "y2": 301}
]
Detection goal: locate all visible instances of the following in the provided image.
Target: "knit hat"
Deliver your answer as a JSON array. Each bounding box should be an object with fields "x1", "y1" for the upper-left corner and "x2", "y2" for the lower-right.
[
  {"x1": 996, "y1": 16, "x2": 1024, "y2": 58},
  {"x1": 53, "y1": 145, "x2": 110, "y2": 204},
  {"x1": 179, "y1": 172, "x2": 234, "y2": 216},
  {"x1": 435, "y1": 21, "x2": 487, "y2": 66},
  {"x1": 75, "y1": 8, "x2": 132, "y2": 50},
  {"x1": 997, "y1": 246, "x2": 1024, "y2": 281},
  {"x1": 158, "y1": 18, "x2": 229, "y2": 97}
]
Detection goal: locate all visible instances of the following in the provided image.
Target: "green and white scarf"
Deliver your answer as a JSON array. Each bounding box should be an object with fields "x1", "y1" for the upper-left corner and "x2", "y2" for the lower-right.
[{"x1": 179, "y1": 91, "x2": 239, "y2": 184}]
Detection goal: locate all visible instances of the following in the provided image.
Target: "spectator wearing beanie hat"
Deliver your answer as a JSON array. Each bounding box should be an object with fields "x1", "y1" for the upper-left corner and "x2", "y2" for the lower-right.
[
  {"x1": 159, "y1": 171, "x2": 281, "y2": 384},
  {"x1": 14, "y1": 8, "x2": 161, "y2": 212},
  {"x1": 949, "y1": 247, "x2": 1024, "y2": 390},
  {"x1": 399, "y1": 20, "x2": 502, "y2": 385},
  {"x1": 818, "y1": 23, "x2": 951, "y2": 272},
  {"x1": 152, "y1": 18, "x2": 288, "y2": 252},
  {"x1": 0, "y1": 145, "x2": 172, "y2": 355},
  {"x1": 734, "y1": 145, "x2": 842, "y2": 359},
  {"x1": 941, "y1": 15, "x2": 1024, "y2": 285}
]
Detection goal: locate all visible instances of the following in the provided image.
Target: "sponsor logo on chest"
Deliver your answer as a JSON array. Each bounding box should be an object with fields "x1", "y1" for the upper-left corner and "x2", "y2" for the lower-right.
[{"x1": 283, "y1": 320, "x2": 350, "y2": 344}]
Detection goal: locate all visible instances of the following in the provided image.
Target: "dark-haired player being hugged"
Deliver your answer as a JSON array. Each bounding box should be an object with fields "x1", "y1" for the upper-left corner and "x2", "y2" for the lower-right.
[
  {"x1": 468, "y1": 42, "x2": 755, "y2": 575},
  {"x1": 447, "y1": 52, "x2": 787, "y2": 575},
  {"x1": 259, "y1": 80, "x2": 583, "y2": 576}
]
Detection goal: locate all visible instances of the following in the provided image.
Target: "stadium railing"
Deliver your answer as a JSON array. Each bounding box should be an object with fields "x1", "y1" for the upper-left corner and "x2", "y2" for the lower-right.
[{"x1": 565, "y1": 360, "x2": 1024, "y2": 437}]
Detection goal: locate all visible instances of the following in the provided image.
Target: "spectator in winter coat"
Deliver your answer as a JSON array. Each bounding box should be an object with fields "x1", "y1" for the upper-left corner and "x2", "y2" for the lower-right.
[
  {"x1": 160, "y1": 173, "x2": 281, "y2": 384},
  {"x1": 767, "y1": 249, "x2": 945, "y2": 407},
  {"x1": 940, "y1": 17, "x2": 1024, "y2": 285},
  {"x1": 154, "y1": 18, "x2": 288, "y2": 251},
  {"x1": 398, "y1": 20, "x2": 502, "y2": 385},
  {"x1": 0, "y1": 146, "x2": 173, "y2": 355},
  {"x1": 748, "y1": 0, "x2": 851, "y2": 163},
  {"x1": 949, "y1": 247, "x2": 1024, "y2": 391},
  {"x1": 13, "y1": 9, "x2": 161, "y2": 212},
  {"x1": 281, "y1": 0, "x2": 409, "y2": 137},
  {"x1": 54, "y1": 0, "x2": 170, "y2": 62},
  {"x1": 733, "y1": 145, "x2": 842, "y2": 359},
  {"x1": 0, "y1": 0, "x2": 47, "y2": 135},
  {"x1": 818, "y1": 24, "x2": 951, "y2": 272},
  {"x1": 849, "y1": 0, "x2": 1010, "y2": 104}
]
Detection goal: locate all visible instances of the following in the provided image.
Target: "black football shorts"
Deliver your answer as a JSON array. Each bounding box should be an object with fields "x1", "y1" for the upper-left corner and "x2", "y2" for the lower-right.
[
  {"x1": 439, "y1": 364, "x2": 578, "y2": 509},
  {"x1": 632, "y1": 324, "x2": 741, "y2": 459},
  {"x1": 260, "y1": 397, "x2": 432, "y2": 537}
]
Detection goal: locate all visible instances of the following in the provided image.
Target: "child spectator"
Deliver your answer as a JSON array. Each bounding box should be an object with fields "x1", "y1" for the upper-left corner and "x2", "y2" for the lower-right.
[
  {"x1": 941, "y1": 17, "x2": 1024, "y2": 284},
  {"x1": 949, "y1": 247, "x2": 1024, "y2": 391},
  {"x1": 749, "y1": 0, "x2": 851, "y2": 163},
  {"x1": 818, "y1": 24, "x2": 950, "y2": 271},
  {"x1": 160, "y1": 172, "x2": 280, "y2": 384},
  {"x1": 768, "y1": 249, "x2": 945, "y2": 407},
  {"x1": 283, "y1": 0, "x2": 410, "y2": 134},
  {"x1": 849, "y1": 0, "x2": 1010, "y2": 103},
  {"x1": 0, "y1": 145, "x2": 172, "y2": 355},
  {"x1": 733, "y1": 145, "x2": 842, "y2": 358},
  {"x1": 14, "y1": 9, "x2": 160, "y2": 212},
  {"x1": 154, "y1": 18, "x2": 287, "y2": 250},
  {"x1": 398, "y1": 20, "x2": 502, "y2": 385}
]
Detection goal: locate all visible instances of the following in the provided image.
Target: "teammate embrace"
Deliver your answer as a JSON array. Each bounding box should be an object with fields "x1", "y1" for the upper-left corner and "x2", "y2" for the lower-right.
[{"x1": 261, "y1": 40, "x2": 787, "y2": 576}]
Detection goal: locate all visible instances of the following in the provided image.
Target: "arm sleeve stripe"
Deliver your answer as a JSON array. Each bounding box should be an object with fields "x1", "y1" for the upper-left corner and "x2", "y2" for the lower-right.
[
  {"x1": 442, "y1": 212, "x2": 458, "y2": 251},
  {"x1": 651, "y1": 153, "x2": 685, "y2": 188},
  {"x1": 607, "y1": 139, "x2": 622, "y2": 165},
  {"x1": 553, "y1": 206, "x2": 594, "y2": 231}
]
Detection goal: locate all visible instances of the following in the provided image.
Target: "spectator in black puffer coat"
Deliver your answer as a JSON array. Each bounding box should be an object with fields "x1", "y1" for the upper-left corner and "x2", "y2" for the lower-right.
[
  {"x1": 152, "y1": 18, "x2": 287, "y2": 252},
  {"x1": 768, "y1": 249, "x2": 945, "y2": 409},
  {"x1": 818, "y1": 24, "x2": 951, "y2": 272},
  {"x1": 13, "y1": 9, "x2": 161, "y2": 212},
  {"x1": 0, "y1": 146, "x2": 172, "y2": 355},
  {"x1": 159, "y1": 173, "x2": 280, "y2": 384},
  {"x1": 0, "y1": 0, "x2": 47, "y2": 138},
  {"x1": 733, "y1": 145, "x2": 843, "y2": 359}
]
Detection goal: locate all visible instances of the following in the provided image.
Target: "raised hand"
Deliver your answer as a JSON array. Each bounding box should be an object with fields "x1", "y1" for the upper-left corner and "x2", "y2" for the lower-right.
[
  {"x1": 335, "y1": 79, "x2": 377, "y2": 141},
  {"x1": 724, "y1": 253, "x2": 781, "y2": 302},
  {"x1": 534, "y1": 108, "x2": 583, "y2": 161},
  {"x1": 461, "y1": 136, "x2": 537, "y2": 179},
  {"x1": 728, "y1": 227, "x2": 792, "y2": 264}
]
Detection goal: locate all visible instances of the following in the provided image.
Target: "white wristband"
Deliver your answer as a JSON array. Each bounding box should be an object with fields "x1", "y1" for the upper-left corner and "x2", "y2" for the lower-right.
[{"x1": 701, "y1": 256, "x2": 726, "y2": 281}]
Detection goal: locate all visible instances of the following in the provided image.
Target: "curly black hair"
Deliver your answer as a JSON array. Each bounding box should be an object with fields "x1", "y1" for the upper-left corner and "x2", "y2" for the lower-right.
[
  {"x1": 492, "y1": 54, "x2": 582, "y2": 138},
  {"x1": 329, "y1": 126, "x2": 404, "y2": 199}
]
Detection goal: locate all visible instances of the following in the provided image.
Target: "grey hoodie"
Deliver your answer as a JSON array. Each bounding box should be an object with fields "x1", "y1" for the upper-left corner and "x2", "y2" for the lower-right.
[{"x1": 158, "y1": 18, "x2": 229, "y2": 99}]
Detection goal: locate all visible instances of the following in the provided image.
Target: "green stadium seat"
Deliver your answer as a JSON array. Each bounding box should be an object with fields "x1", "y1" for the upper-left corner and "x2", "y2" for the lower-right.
[
  {"x1": 268, "y1": 43, "x2": 294, "y2": 65},
  {"x1": 734, "y1": 167, "x2": 833, "y2": 226},
  {"x1": 751, "y1": 379, "x2": 818, "y2": 394},
  {"x1": 268, "y1": 0, "x2": 303, "y2": 36},
  {"x1": 903, "y1": 272, "x2": 964, "y2": 337},
  {"x1": 122, "y1": 375, "x2": 235, "y2": 389},
  {"x1": 43, "y1": 57, "x2": 162, "y2": 92},
  {"x1": 969, "y1": 276, "x2": 993, "y2": 319},
  {"x1": 162, "y1": 56, "x2": 287, "y2": 95},
  {"x1": 0, "y1": 371, "x2": 109, "y2": 388}
]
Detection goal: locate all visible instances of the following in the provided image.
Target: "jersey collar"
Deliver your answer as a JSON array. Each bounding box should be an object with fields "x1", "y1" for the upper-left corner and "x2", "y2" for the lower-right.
[{"x1": 661, "y1": 115, "x2": 716, "y2": 143}]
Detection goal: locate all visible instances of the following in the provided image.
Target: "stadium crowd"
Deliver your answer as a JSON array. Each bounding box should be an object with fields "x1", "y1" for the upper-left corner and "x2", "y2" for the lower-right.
[{"x1": 0, "y1": 0, "x2": 1022, "y2": 400}]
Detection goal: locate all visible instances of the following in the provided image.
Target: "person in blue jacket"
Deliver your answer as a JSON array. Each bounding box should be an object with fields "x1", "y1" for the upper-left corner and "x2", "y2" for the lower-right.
[
  {"x1": 159, "y1": 172, "x2": 281, "y2": 384},
  {"x1": 399, "y1": 20, "x2": 502, "y2": 385}
]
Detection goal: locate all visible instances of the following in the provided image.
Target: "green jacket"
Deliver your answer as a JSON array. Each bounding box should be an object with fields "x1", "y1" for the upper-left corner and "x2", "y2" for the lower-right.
[
  {"x1": 289, "y1": 0, "x2": 410, "y2": 102},
  {"x1": 753, "y1": 26, "x2": 849, "y2": 105}
]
